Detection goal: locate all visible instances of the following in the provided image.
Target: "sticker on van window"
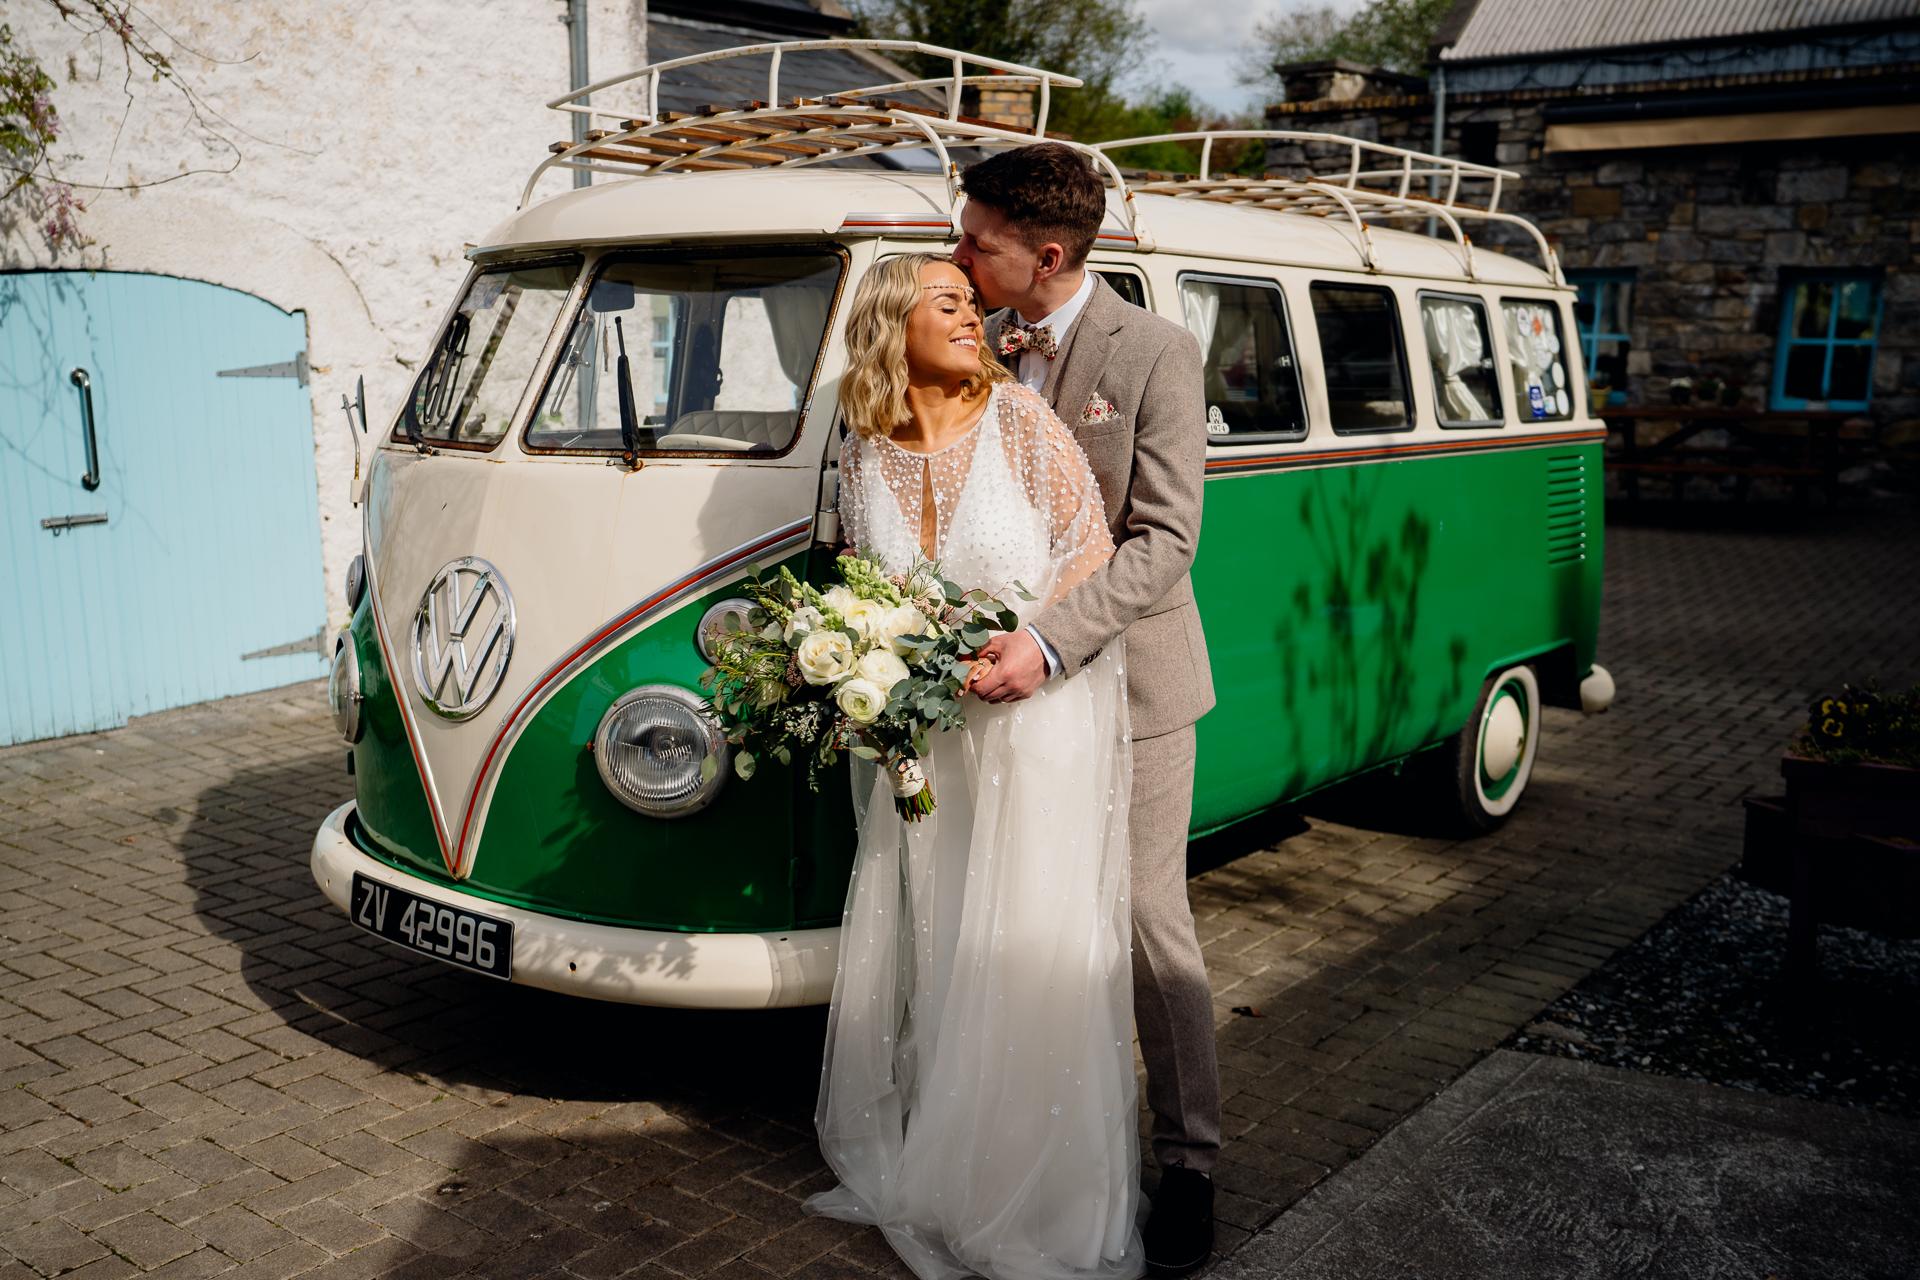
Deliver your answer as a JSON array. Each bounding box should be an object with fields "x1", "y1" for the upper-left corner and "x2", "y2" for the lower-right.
[
  {"x1": 1206, "y1": 405, "x2": 1230, "y2": 435},
  {"x1": 1529, "y1": 385, "x2": 1547, "y2": 418}
]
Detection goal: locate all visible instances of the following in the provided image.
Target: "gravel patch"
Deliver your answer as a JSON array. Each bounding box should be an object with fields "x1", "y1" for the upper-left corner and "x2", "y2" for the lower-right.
[{"x1": 1507, "y1": 874, "x2": 1920, "y2": 1116}]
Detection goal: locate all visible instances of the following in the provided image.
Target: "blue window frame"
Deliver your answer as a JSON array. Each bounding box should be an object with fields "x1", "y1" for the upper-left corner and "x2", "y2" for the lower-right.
[
  {"x1": 1772, "y1": 274, "x2": 1883, "y2": 411},
  {"x1": 1568, "y1": 270, "x2": 1633, "y2": 405}
]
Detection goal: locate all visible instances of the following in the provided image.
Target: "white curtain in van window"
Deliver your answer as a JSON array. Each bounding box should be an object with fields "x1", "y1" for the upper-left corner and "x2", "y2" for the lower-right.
[
  {"x1": 765, "y1": 285, "x2": 831, "y2": 389},
  {"x1": 1180, "y1": 280, "x2": 1221, "y2": 362},
  {"x1": 1422, "y1": 298, "x2": 1490, "y2": 422}
]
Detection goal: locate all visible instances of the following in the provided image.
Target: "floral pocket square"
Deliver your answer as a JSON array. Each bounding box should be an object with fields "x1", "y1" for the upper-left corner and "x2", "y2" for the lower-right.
[{"x1": 1080, "y1": 393, "x2": 1120, "y2": 426}]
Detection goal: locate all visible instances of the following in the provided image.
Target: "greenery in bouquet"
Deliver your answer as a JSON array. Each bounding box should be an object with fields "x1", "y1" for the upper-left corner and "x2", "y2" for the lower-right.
[
  {"x1": 1795, "y1": 681, "x2": 1920, "y2": 770},
  {"x1": 700, "y1": 554, "x2": 1032, "y2": 819}
]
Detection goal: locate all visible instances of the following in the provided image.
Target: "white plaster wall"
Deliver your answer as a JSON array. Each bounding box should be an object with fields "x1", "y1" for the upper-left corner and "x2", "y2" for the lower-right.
[{"x1": 1, "y1": 1, "x2": 646, "y2": 635}]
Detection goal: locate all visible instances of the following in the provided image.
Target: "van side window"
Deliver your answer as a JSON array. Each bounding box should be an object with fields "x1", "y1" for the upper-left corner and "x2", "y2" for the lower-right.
[
  {"x1": 1178, "y1": 275, "x2": 1307, "y2": 442},
  {"x1": 397, "y1": 259, "x2": 579, "y2": 449},
  {"x1": 525, "y1": 248, "x2": 843, "y2": 457},
  {"x1": 1310, "y1": 284, "x2": 1413, "y2": 433},
  {"x1": 1418, "y1": 293, "x2": 1502, "y2": 428},
  {"x1": 1096, "y1": 272, "x2": 1146, "y2": 308},
  {"x1": 1501, "y1": 299, "x2": 1574, "y2": 422}
]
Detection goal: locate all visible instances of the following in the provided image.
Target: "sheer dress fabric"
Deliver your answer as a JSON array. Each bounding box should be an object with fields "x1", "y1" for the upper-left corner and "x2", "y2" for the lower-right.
[{"x1": 809, "y1": 382, "x2": 1142, "y2": 1280}]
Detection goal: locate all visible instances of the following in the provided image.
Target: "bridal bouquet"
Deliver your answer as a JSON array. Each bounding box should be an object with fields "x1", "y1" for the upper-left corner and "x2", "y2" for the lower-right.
[{"x1": 700, "y1": 554, "x2": 1031, "y2": 820}]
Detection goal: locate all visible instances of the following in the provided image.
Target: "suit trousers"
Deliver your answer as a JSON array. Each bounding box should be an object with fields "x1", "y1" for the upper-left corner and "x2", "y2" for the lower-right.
[{"x1": 1129, "y1": 724, "x2": 1220, "y2": 1175}]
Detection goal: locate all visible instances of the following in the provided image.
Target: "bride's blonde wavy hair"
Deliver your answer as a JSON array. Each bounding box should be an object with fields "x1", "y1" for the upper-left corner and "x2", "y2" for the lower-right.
[{"x1": 840, "y1": 252, "x2": 1012, "y2": 440}]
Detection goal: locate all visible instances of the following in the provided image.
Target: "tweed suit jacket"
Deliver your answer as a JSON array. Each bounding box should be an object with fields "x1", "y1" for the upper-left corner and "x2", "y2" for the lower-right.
[{"x1": 987, "y1": 274, "x2": 1216, "y2": 740}]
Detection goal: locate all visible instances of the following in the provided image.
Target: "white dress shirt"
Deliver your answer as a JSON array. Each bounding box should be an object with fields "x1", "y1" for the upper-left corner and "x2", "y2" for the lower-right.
[{"x1": 1007, "y1": 271, "x2": 1096, "y2": 679}]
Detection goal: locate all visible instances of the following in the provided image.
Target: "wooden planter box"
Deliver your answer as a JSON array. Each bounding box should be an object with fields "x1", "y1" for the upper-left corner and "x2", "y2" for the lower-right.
[{"x1": 1739, "y1": 755, "x2": 1920, "y2": 940}]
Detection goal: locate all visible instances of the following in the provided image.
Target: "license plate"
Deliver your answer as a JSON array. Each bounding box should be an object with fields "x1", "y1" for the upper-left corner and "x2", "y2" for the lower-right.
[{"x1": 350, "y1": 872, "x2": 513, "y2": 980}]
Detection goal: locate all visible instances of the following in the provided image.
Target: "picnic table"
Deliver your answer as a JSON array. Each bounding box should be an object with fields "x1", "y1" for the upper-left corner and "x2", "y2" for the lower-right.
[{"x1": 1601, "y1": 406, "x2": 1869, "y2": 503}]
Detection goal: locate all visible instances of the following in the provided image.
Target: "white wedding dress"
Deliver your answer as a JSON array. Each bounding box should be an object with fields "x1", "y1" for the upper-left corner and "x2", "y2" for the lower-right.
[{"x1": 806, "y1": 382, "x2": 1142, "y2": 1280}]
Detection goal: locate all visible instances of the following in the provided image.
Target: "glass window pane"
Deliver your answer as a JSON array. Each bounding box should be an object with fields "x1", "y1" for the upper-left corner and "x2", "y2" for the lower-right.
[
  {"x1": 1600, "y1": 281, "x2": 1632, "y2": 337},
  {"x1": 1834, "y1": 280, "x2": 1877, "y2": 341},
  {"x1": 1829, "y1": 345, "x2": 1872, "y2": 402},
  {"x1": 1181, "y1": 278, "x2": 1306, "y2": 439},
  {"x1": 401, "y1": 261, "x2": 578, "y2": 447},
  {"x1": 1096, "y1": 272, "x2": 1146, "y2": 308},
  {"x1": 1500, "y1": 299, "x2": 1573, "y2": 421},
  {"x1": 1310, "y1": 285, "x2": 1410, "y2": 432},
  {"x1": 1573, "y1": 282, "x2": 1597, "y2": 333},
  {"x1": 1420, "y1": 295, "x2": 1500, "y2": 426},
  {"x1": 526, "y1": 250, "x2": 841, "y2": 455},
  {"x1": 1782, "y1": 344, "x2": 1827, "y2": 401},
  {"x1": 1793, "y1": 282, "x2": 1832, "y2": 340}
]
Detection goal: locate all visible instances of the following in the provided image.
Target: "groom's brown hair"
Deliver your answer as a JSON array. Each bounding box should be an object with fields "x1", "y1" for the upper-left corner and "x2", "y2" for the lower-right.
[{"x1": 960, "y1": 143, "x2": 1106, "y2": 266}]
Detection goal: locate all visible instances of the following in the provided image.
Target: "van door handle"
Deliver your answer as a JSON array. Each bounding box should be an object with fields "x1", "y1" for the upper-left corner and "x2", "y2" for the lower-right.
[{"x1": 71, "y1": 368, "x2": 101, "y2": 492}]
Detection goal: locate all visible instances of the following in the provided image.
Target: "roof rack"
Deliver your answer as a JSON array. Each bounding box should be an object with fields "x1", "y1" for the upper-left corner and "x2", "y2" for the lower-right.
[
  {"x1": 1093, "y1": 131, "x2": 1562, "y2": 284},
  {"x1": 524, "y1": 40, "x2": 1165, "y2": 242},
  {"x1": 521, "y1": 45, "x2": 1563, "y2": 284}
]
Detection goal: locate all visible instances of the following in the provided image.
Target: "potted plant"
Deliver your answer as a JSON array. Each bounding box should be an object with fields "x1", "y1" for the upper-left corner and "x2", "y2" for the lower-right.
[
  {"x1": 1668, "y1": 375, "x2": 1694, "y2": 405},
  {"x1": 1743, "y1": 683, "x2": 1920, "y2": 946},
  {"x1": 1696, "y1": 375, "x2": 1723, "y2": 404}
]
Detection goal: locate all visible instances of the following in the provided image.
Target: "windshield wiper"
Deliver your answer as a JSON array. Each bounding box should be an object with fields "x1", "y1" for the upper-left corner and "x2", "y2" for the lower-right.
[{"x1": 614, "y1": 316, "x2": 641, "y2": 469}]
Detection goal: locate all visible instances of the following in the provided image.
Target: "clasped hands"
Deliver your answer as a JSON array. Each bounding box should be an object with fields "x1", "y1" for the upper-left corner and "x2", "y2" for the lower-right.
[{"x1": 967, "y1": 628, "x2": 1049, "y2": 704}]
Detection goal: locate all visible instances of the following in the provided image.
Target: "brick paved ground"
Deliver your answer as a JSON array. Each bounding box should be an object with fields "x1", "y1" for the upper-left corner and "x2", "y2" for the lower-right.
[{"x1": 2, "y1": 513, "x2": 1916, "y2": 1280}]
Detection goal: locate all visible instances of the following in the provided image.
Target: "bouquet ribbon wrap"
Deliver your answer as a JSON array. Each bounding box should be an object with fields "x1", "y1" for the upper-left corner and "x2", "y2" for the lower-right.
[{"x1": 887, "y1": 755, "x2": 935, "y2": 821}]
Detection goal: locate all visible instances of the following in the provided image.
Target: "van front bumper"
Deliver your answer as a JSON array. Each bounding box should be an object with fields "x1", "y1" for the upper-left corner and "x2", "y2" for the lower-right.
[{"x1": 310, "y1": 802, "x2": 839, "y2": 1009}]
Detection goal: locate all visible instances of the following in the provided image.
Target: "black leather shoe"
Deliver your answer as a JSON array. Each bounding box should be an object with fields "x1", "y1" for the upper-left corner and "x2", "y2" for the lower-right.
[{"x1": 1143, "y1": 1166, "x2": 1213, "y2": 1277}]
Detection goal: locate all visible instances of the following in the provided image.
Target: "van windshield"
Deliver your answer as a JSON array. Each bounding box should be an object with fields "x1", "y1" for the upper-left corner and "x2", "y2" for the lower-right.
[
  {"x1": 525, "y1": 248, "x2": 843, "y2": 456},
  {"x1": 399, "y1": 260, "x2": 580, "y2": 448}
]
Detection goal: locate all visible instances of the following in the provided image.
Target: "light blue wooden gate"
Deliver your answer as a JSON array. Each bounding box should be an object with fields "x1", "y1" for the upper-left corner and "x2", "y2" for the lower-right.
[{"x1": 1, "y1": 271, "x2": 327, "y2": 745}]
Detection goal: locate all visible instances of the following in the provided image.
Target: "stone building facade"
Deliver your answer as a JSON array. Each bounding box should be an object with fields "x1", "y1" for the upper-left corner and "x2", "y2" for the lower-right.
[{"x1": 1257, "y1": 1, "x2": 1920, "y2": 472}]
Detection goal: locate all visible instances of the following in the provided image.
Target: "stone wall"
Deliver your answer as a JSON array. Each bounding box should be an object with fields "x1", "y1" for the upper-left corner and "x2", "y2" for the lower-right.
[
  {"x1": 2, "y1": 2, "x2": 647, "y2": 631},
  {"x1": 1262, "y1": 91, "x2": 1920, "y2": 436}
]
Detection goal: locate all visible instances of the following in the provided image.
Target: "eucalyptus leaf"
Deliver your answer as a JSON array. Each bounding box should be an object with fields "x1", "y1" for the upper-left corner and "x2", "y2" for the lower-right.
[
  {"x1": 850, "y1": 745, "x2": 880, "y2": 760},
  {"x1": 701, "y1": 753, "x2": 719, "y2": 783},
  {"x1": 733, "y1": 751, "x2": 756, "y2": 781}
]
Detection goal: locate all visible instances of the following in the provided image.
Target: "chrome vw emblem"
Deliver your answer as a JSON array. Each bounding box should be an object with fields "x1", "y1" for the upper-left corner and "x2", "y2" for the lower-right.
[{"x1": 411, "y1": 557, "x2": 516, "y2": 720}]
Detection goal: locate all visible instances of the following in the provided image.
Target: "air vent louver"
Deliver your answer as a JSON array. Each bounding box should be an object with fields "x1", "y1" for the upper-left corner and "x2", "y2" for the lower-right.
[{"x1": 1547, "y1": 455, "x2": 1587, "y2": 567}]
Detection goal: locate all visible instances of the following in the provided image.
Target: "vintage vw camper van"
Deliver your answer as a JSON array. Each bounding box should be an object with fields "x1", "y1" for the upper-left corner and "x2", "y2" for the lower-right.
[{"x1": 312, "y1": 41, "x2": 1615, "y2": 1009}]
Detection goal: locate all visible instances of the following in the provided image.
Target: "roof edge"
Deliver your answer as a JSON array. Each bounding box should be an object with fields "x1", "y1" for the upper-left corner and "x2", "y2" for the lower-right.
[{"x1": 1438, "y1": 14, "x2": 1920, "y2": 67}]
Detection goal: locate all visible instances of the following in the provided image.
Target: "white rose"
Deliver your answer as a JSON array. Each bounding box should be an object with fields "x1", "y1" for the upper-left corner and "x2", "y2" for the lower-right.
[
  {"x1": 783, "y1": 606, "x2": 824, "y2": 643},
  {"x1": 855, "y1": 648, "x2": 910, "y2": 693},
  {"x1": 843, "y1": 597, "x2": 889, "y2": 645},
  {"x1": 835, "y1": 677, "x2": 887, "y2": 724},
  {"x1": 820, "y1": 585, "x2": 857, "y2": 614},
  {"x1": 880, "y1": 605, "x2": 929, "y2": 656},
  {"x1": 795, "y1": 630, "x2": 854, "y2": 685}
]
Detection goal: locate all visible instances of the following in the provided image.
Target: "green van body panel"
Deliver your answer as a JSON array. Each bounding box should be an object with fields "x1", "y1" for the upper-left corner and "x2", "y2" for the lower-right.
[
  {"x1": 352, "y1": 440, "x2": 1600, "y2": 935},
  {"x1": 1187, "y1": 439, "x2": 1602, "y2": 834},
  {"x1": 351, "y1": 549, "x2": 859, "y2": 933}
]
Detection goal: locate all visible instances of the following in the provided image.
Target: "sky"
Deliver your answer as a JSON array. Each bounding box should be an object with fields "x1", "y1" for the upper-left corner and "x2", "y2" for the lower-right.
[{"x1": 1134, "y1": 0, "x2": 1365, "y2": 115}]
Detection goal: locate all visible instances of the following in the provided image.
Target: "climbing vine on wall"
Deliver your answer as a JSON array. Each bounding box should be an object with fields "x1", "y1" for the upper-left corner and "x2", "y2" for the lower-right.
[{"x1": 1, "y1": 2, "x2": 245, "y2": 254}]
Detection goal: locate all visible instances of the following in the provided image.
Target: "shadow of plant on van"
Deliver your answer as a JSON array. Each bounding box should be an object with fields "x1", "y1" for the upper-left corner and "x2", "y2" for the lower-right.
[{"x1": 1257, "y1": 466, "x2": 1466, "y2": 808}]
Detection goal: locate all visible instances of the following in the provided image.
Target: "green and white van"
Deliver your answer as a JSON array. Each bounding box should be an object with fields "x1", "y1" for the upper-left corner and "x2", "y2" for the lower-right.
[{"x1": 312, "y1": 40, "x2": 1614, "y2": 1010}]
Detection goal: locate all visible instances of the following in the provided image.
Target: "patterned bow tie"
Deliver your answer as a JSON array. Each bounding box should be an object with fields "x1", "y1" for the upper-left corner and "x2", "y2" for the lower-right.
[{"x1": 997, "y1": 323, "x2": 1059, "y2": 361}]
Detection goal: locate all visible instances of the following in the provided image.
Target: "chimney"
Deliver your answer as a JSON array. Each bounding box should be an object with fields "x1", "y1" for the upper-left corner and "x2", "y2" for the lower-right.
[
  {"x1": 977, "y1": 69, "x2": 1036, "y2": 132},
  {"x1": 1274, "y1": 58, "x2": 1425, "y2": 105}
]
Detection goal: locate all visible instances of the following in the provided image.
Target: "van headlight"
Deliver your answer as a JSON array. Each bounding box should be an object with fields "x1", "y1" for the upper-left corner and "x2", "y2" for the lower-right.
[
  {"x1": 593, "y1": 685, "x2": 729, "y2": 818},
  {"x1": 328, "y1": 636, "x2": 364, "y2": 744}
]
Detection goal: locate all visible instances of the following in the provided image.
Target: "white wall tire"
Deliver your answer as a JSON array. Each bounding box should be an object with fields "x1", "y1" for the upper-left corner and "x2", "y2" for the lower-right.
[{"x1": 1443, "y1": 664, "x2": 1541, "y2": 833}]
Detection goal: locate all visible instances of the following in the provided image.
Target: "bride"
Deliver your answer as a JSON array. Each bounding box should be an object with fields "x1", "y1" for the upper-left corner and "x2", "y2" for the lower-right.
[{"x1": 804, "y1": 252, "x2": 1142, "y2": 1280}]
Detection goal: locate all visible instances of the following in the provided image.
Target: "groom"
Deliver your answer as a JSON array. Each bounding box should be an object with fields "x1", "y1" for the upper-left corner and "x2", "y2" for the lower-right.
[{"x1": 957, "y1": 142, "x2": 1220, "y2": 1276}]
